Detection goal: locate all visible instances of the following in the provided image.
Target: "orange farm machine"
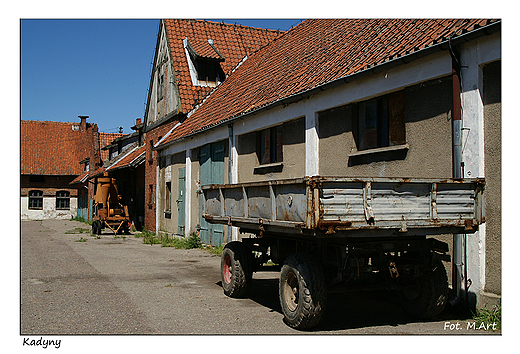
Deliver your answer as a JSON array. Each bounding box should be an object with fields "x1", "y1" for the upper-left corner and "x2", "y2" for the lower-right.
[{"x1": 91, "y1": 173, "x2": 130, "y2": 235}]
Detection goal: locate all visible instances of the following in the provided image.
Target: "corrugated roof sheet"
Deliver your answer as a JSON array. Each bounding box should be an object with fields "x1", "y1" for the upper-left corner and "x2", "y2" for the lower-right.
[
  {"x1": 157, "y1": 19, "x2": 499, "y2": 148},
  {"x1": 89, "y1": 144, "x2": 146, "y2": 178}
]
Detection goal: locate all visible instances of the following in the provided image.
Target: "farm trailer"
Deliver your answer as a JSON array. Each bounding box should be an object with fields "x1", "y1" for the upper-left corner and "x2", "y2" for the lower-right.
[{"x1": 202, "y1": 176, "x2": 485, "y2": 330}]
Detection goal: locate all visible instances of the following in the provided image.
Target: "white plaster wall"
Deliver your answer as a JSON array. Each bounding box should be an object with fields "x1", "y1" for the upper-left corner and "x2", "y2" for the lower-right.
[
  {"x1": 21, "y1": 197, "x2": 78, "y2": 220},
  {"x1": 459, "y1": 32, "x2": 501, "y2": 304}
]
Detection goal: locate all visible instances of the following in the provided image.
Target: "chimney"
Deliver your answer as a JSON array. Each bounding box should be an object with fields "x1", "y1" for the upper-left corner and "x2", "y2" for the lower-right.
[
  {"x1": 78, "y1": 115, "x2": 88, "y2": 131},
  {"x1": 136, "y1": 118, "x2": 142, "y2": 125}
]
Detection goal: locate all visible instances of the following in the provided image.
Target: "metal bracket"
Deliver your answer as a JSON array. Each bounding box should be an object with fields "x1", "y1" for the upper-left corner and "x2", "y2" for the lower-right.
[
  {"x1": 363, "y1": 182, "x2": 375, "y2": 224},
  {"x1": 388, "y1": 261, "x2": 400, "y2": 279}
]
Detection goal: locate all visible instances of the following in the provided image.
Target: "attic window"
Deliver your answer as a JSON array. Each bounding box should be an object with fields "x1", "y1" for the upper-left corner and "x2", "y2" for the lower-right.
[
  {"x1": 184, "y1": 38, "x2": 225, "y2": 87},
  {"x1": 195, "y1": 59, "x2": 219, "y2": 83}
]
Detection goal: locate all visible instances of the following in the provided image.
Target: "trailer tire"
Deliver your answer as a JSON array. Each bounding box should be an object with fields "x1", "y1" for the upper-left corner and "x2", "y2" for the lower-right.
[
  {"x1": 397, "y1": 259, "x2": 448, "y2": 320},
  {"x1": 279, "y1": 253, "x2": 327, "y2": 330},
  {"x1": 92, "y1": 220, "x2": 101, "y2": 235},
  {"x1": 221, "y1": 241, "x2": 253, "y2": 298}
]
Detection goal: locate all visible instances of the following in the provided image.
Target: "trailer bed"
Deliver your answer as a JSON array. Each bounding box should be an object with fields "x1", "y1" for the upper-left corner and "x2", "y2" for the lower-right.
[{"x1": 202, "y1": 176, "x2": 485, "y2": 238}]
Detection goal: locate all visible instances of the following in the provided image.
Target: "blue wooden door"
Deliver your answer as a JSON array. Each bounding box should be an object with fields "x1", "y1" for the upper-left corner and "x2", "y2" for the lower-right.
[
  {"x1": 200, "y1": 141, "x2": 225, "y2": 246},
  {"x1": 177, "y1": 168, "x2": 186, "y2": 236},
  {"x1": 77, "y1": 193, "x2": 88, "y2": 221}
]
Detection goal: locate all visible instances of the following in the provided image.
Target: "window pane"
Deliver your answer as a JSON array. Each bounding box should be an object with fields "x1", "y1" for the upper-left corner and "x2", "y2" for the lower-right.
[
  {"x1": 379, "y1": 96, "x2": 389, "y2": 147},
  {"x1": 29, "y1": 190, "x2": 43, "y2": 209},
  {"x1": 166, "y1": 182, "x2": 171, "y2": 211},
  {"x1": 56, "y1": 191, "x2": 70, "y2": 210},
  {"x1": 359, "y1": 100, "x2": 378, "y2": 150}
]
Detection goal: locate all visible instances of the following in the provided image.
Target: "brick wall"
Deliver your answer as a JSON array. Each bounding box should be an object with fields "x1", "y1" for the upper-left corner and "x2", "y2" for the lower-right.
[
  {"x1": 143, "y1": 122, "x2": 178, "y2": 231},
  {"x1": 20, "y1": 175, "x2": 79, "y2": 197}
]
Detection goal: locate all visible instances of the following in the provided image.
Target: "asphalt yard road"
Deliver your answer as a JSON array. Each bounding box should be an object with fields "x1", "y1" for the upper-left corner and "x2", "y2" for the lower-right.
[{"x1": 20, "y1": 220, "x2": 500, "y2": 344}]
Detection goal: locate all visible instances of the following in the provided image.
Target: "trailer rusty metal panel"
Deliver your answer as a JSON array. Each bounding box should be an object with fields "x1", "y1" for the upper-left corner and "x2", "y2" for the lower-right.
[{"x1": 202, "y1": 177, "x2": 485, "y2": 237}]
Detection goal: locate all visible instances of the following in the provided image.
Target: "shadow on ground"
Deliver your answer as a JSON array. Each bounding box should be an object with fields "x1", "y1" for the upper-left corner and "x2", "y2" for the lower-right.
[{"x1": 219, "y1": 276, "x2": 473, "y2": 332}]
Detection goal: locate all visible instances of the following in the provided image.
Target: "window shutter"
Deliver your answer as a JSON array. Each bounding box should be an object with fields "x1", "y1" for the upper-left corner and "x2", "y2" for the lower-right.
[
  {"x1": 262, "y1": 129, "x2": 271, "y2": 164},
  {"x1": 388, "y1": 90, "x2": 406, "y2": 145},
  {"x1": 276, "y1": 127, "x2": 283, "y2": 163}
]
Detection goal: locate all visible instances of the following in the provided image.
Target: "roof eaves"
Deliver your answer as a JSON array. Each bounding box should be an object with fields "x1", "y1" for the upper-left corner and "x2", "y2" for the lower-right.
[
  {"x1": 103, "y1": 143, "x2": 140, "y2": 171},
  {"x1": 154, "y1": 122, "x2": 182, "y2": 148}
]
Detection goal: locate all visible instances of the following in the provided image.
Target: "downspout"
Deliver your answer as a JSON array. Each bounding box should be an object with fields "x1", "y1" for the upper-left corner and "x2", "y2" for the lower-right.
[
  {"x1": 227, "y1": 124, "x2": 234, "y2": 241},
  {"x1": 449, "y1": 37, "x2": 466, "y2": 307}
]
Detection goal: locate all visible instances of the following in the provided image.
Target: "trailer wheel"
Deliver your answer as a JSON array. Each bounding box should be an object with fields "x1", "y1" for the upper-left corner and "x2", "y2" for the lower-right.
[
  {"x1": 397, "y1": 259, "x2": 448, "y2": 319},
  {"x1": 279, "y1": 253, "x2": 327, "y2": 330},
  {"x1": 221, "y1": 242, "x2": 253, "y2": 298},
  {"x1": 95, "y1": 221, "x2": 102, "y2": 235},
  {"x1": 92, "y1": 220, "x2": 101, "y2": 235}
]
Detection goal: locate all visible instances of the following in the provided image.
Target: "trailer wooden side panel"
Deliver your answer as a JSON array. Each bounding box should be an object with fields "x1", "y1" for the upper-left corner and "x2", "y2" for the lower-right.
[{"x1": 202, "y1": 177, "x2": 485, "y2": 237}]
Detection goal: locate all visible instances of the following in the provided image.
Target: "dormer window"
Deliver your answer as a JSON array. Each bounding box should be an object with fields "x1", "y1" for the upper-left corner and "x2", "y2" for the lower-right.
[
  {"x1": 195, "y1": 59, "x2": 220, "y2": 83},
  {"x1": 184, "y1": 38, "x2": 225, "y2": 87}
]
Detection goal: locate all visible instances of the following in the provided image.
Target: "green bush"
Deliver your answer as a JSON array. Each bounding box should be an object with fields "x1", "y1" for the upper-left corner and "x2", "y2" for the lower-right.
[
  {"x1": 141, "y1": 230, "x2": 161, "y2": 245},
  {"x1": 186, "y1": 233, "x2": 202, "y2": 249},
  {"x1": 472, "y1": 304, "x2": 501, "y2": 330}
]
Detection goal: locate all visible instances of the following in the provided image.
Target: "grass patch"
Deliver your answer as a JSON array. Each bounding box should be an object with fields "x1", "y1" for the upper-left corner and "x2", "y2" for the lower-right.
[
  {"x1": 71, "y1": 215, "x2": 92, "y2": 225},
  {"x1": 203, "y1": 243, "x2": 224, "y2": 256},
  {"x1": 65, "y1": 227, "x2": 91, "y2": 234},
  {"x1": 472, "y1": 304, "x2": 501, "y2": 330},
  {"x1": 161, "y1": 233, "x2": 202, "y2": 249},
  {"x1": 75, "y1": 237, "x2": 88, "y2": 242},
  {"x1": 136, "y1": 230, "x2": 202, "y2": 249},
  {"x1": 139, "y1": 230, "x2": 162, "y2": 245}
]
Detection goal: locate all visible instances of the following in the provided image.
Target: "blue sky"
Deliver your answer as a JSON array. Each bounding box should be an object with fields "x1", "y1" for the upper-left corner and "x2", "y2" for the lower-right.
[{"x1": 21, "y1": 19, "x2": 302, "y2": 134}]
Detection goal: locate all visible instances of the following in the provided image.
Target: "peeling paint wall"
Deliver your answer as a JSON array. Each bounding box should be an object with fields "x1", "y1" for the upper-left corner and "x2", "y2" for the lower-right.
[
  {"x1": 318, "y1": 76, "x2": 453, "y2": 179},
  {"x1": 21, "y1": 197, "x2": 78, "y2": 220}
]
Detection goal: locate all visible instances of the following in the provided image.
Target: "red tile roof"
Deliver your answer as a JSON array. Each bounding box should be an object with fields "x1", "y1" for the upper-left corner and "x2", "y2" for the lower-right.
[
  {"x1": 158, "y1": 19, "x2": 499, "y2": 147},
  {"x1": 187, "y1": 39, "x2": 224, "y2": 60},
  {"x1": 99, "y1": 132, "x2": 128, "y2": 161},
  {"x1": 21, "y1": 120, "x2": 94, "y2": 176},
  {"x1": 163, "y1": 19, "x2": 284, "y2": 113}
]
